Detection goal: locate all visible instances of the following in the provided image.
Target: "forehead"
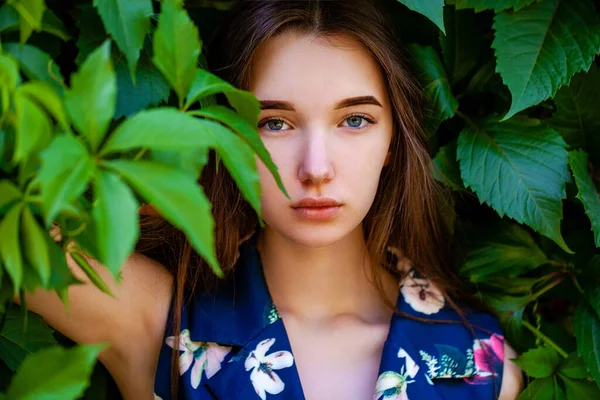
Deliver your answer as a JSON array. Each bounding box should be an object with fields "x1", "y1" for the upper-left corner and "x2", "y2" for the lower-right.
[{"x1": 248, "y1": 32, "x2": 389, "y2": 108}]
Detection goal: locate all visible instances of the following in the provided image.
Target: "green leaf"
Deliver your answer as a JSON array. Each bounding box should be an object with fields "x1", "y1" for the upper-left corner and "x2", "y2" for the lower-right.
[
  {"x1": 12, "y1": 91, "x2": 52, "y2": 163},
  {"x1": 457, "y1": 117, "x2": 572, "y2": 253},
  {"x1": 93, "y1": 169, "x2": 139, "y2": 278},
  {"x1": 185, "y1": 68, "x2": 260, "y2": 124},
  {"x1": 191, "y1": 105, "x2": 289, "y2": 199},
  {"x1": 3, "y1": 43, "x2": 63, "y2": 91},
  {"x1": 0, "y1": 6, "x2": 70, "y2": 41},
  {"x1": 0, "y1": 53, "x2": 20, "y2": 91},
  {"x1": 397, "y1": 0, "x2": 445, "y2": 34},
  {"x1": 93, "y1": 0, "x2": 152, "y2": 76},
  {"x1": 439, "y1": 6, "x2": 486, "y2": 86},
  {"x1": 114, "y1": 57, "x2": 170, "y2": 119},
  {"x1": 407, "y1": 45, "x2": 458, "y2": 135},
  {"x1": 433, "y1": 140, "x2": 464, "y2": 190},
  {"x1": 7, "y1": 0, "x2": 46, "y2": 45},
  {"x1": 562, "y1": 376, "x2": 600, "y2": 399},
  {"x1": 460, "y1": 220, "x2": 548, "y2": 282},
  {"x1": 152, "y1": 0, "x2": 201, "y2": 105},
  {"x1": 6, "y1": 343, "x2": 105, "y2": 400},
  {"x1": 573, "y1": 300, "x2": 600, "y2": 389},
  {"x1": 21, "y1": 206, "x2": 50, "y2": 286},
  {"x1": 513, "y1": 347, "x2": 560, "y2": 378},
  {"x1": 581, "y1": 257, "x2": 600, "y2": 320},
  {"x1": 65, "y1": 40, "x2": 116, "y2": 151},
  {"x1": 549, "y1": 66, "x2": 600, "y2": 152},
  {"x1": 37, "y1": 135, "x2": 95, "y2": 226},
  {"x1": 69, "y1": 252, "x2": 113, "y2": 297},
  {"x1": 151, "y1": 148, "x2": 208, "y2": 181},
  {"x1": 0, "y1": 180, "x2": 22, "y2": 210},
  {"x1": 568, "y1": 151, "x2": 600, "y2": 246},
  {"x1": 454, "y1": 0, "x2": 538, "y2": 12},
  {"x1": 492, "y1": 0, "x2": 600, "y2": 120},
  {"x1": 558, "y1": 352, "x2": 589, "y2": 379},
  {"x1": 16, "y1": 81, "x2": 68, "y2": 129},
  {"x1": 517, "y1": 377, "x2": 554, "y2": 400},
  {"x1": 0, "y1": 306, "x2": 56, "y2": 371},
  {"x1": 103, "y1": 160, "x2": 222, "y2": 277},
  {"x1": 45, "y1": 238, "x2": 78, "y2": 305},
  {"x1": 0, "y1": 203, "x2": 24, "y2": 293}
]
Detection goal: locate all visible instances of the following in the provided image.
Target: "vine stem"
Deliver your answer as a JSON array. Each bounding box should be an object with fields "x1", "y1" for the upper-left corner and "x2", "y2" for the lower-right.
[{"x1": 521, "y1": 319, "x2": 569, "y2": 358}]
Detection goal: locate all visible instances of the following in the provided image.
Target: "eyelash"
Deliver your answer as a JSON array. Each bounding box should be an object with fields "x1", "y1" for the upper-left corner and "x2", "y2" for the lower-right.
[{"x1": 257, "y1": 113, "x2": 377, "y2": 133}]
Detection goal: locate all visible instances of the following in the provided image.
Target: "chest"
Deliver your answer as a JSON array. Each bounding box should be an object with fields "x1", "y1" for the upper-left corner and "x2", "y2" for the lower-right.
[{"x1": 283, "y1": 315, "x2": 390, "y2": 400}]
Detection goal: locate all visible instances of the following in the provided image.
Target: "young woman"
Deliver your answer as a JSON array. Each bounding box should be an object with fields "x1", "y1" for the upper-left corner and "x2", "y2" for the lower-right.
[{"x1": 21, "y1": 0, "x2": 523, "y2": 399}]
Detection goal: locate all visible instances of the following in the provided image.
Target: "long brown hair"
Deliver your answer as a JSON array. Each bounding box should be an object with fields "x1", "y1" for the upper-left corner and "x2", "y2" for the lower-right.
[{"x1": 136, "y1": 0, "x2": 499, "y2": 398}]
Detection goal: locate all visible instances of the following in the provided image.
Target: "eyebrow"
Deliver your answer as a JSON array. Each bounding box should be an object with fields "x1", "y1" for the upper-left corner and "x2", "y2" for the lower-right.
[{"x1": 259, "y1": 95, "x2": 383, "y2": 111}]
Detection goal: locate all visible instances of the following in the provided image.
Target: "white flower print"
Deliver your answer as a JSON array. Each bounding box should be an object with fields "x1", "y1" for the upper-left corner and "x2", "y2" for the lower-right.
[
  {"x1": 374, "y1": 347, "x2": 419, "y2": 400},
  {"x1": 165, "y1": 329, "x2": 231, "y2": 389},
  {"x1": 245, "y1": 338, "x2": 294, "y2": 400},
  {"x1": 400, "y1": 268, "x2": 445, "y2": 315}
]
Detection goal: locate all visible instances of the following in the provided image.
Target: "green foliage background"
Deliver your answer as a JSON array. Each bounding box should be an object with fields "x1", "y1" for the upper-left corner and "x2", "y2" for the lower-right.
[{"x1": 0, "y1": 0, "x2": 599, "y2": 398}]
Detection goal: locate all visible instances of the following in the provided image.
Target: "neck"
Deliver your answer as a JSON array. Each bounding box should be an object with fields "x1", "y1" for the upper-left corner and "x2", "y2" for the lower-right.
[{"x1": 257, "y1": 226, "x2": 397, "y2": 324}]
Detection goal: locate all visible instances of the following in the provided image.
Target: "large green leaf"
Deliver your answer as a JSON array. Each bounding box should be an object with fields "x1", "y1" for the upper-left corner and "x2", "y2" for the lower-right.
[
  {"x1": 5, "y1": 343, "x2": 105, "y2": 400},
  {"x1": 37, "y1": 135, "x2": 95, "y2": 226},
  {"x1": 0, "y1": 52, "x2": 20, "y2": 91},
  {"x1": 93, "y1": 0, "x2": 152, "y2": 76},
  {"x1": 573, "y1": 301, "x2": 600, "y2": 389},
  {"x1": 0, "y1": 180, "x2": 22, "y2": 210},
  {"x1": 0, "y1": 306, "x2": 56, "y2": 371},
  {"x1": 492, "y1": 0, "x2": 600, "y2": 120},
  {"x1": 407, "y1": 45, "x2": 458, "y2": 135},
  {"x1": 549, "y1": 66, "x2": 600, "y2": 154},
  {"x1": 152, "y1": 0, "x2": 201, "y2": 106},
  {"x1": 21, "y1": 206, "x2": 50, "y2": 286},
  {"x1": 562, "y1": 376, "x2": 600, "y2": 399},
  {"x1": 114, "y1": 57, "x2": 170, "y2": 119},
  {"x1": 7, "y1": 0, "x2": 45, "y2": 45},
  {"x1": 103, "y1": 160, "x2": 221, "y2": 276},
  {"x1": 397, "y1": 0, "x2": 445, "y2": 34},
  {"x1": 453, "y1": 0, "x2": 538, "y2": 12},
  {"x1": 516, "y1": 376, "x2": 555, "y2": 399},
  {"x1": 558, "y1": 352, "x2": 588, "y2": 379},
  {"x1": 3, "y1": 43, "x2": 64, "y2": 91},
  {"x1": 460, "y1": 221, "x2": 549, "y2": 282},
  {"x1": 568, "y1": 151, "x2": 600, "y2": 246},
  {"x1": 513, "y1": 347, "x2": 560, "y2": 378},
  {"x1": 457, "y1": 117, "x2": 572, "y2": 252},
  {"x1": 65, "y1": 40, "x2": 116, "y2": 152},
  {"x1": 185, "y1": 68, "x2": 261, "y2": 125},
  {"x1": 92, "y1": 169, "x2": 139, "y2": 279},
  {"x1": 12, "y1": 92, "x2": 52, "y2": 162},
  {"x1": 0, "y1": 203, "x2": 24, "y2": 292},
  {"x1": 16, "y1": 81, "x2": 68, "y2": 129}
]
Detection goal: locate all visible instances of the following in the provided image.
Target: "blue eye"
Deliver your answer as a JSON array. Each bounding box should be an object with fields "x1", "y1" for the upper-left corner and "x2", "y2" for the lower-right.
[
  {"x1": 259, "y1": 118, "x2": 289, "y2": 132},
  {"x1": 343, "y1": 114, "x2": 374, "y2": 130}
]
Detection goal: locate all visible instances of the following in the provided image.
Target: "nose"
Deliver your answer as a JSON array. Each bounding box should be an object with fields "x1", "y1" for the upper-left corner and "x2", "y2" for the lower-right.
[{"x1": 297, "y1": 130, "x2": 334, "y2": 185}]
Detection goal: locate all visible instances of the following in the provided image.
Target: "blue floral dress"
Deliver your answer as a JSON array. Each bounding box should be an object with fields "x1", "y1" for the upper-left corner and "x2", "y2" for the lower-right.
[{"x1": 153, "y1": 233, "x2": 505, "y2": 399}]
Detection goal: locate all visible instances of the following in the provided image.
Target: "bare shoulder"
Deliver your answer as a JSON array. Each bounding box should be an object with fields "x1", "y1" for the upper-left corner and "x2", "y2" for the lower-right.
[{"x1": 498, "y1": 341, "x2": 524, "y2": 400}]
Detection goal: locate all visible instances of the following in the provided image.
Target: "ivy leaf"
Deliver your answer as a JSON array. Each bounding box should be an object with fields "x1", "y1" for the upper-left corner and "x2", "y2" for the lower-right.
[
  {"x1": 68, "y1": 252, "x2": 113, "y2": 297},
  {"x1": 568, "y1": 151, "x2": 600, "y2": 246},
  {"x1": 562, "y1": 376, "x2": 600, "y2": 399},
  {"x1": 0, "y1": 52, "x2": 21, "y2": 91},
  {"x1": 460, "y1": 220, "x2": 549, "y2": 282},
  {"x1": 453, "y1": 0, "x2": 538, "y2": 12},
  {"x1": 21, "y1": 206, "x2": 50, "y2": 286},
  {"x1": 92, "y1": 169, "x2": 139, "y2": 279},
  {"x1": 65, "y1": 40, "x2": 116, "y2": 152},
  {"x1": 0, "y1": 180, "x2": 22, "y2": 210},
  {"x1": 433, "y1": 140, "x2": 464, "y2": 190},
  {"x1": 16, "y1": 81, "x2": 68, "y2": 129},
  {"x1": 492, "y1": 0, "x2": 600, "y2": 120},
  {"x1": 5, "y1": 343, "x2": 105, "y2": 400},
  {"x1": 7, "y1": 0, "x2": 46, "y2": 45},
  {"x1": 37, "y1": 135, "x2": 95, "y2": 226},
  {"x1": 397, "y1": 0, "x2": 445, "y2": 34},
  {"x1": 573, "y1": 300, "x2": 600, "y2": 389},
  {"x1": 152, "y1": 0, "x2": 201, "y2": 106},
  {"x1": 185, "y1": 68, "x2": 260, "y2": 125},
  {"x1": 558, "y1": 352, "x2": 589, "y2": 379},
  {"x1": 549, "y1": 66, "x2": 600, "y2": 153},
  {"x1": 457, "y1": 117, "x2": 572, "y2": 253},
  {"x1": 113, "y1": 57, "x2": 170, "y2": 119},
  {"x1": 0, "y1": 203, "x2": 24, "y2": 293},
  {"x1": 0, "y1": 6, "x2": 69, "y2": 40},
  {"x1": 12, "y1": 92, "x2": 52, "y2": 163},
  {"x1": 103, "y1": 160, "x2": 221, "y2": 277},
  {"x1": 0, "y1": 306, "x2": 56, "y2": 371},
  {"x1": 93, "y1": 0, "x2": 152, "y2": 77},
  {"x1": 408, "y1": 44, "x2": 458, "y2": 135},
  {"x1": 151, "y1": 149, "x2": 208, "y2": 181},
  {"x1": 513, "y1": 347, "x2": 560, "y2": 378},
  {"x1": 517, "y1": 377, "x2": 554, "y2": 399},
  {"x1": 3, "y1": 43, "x2": 64, "y2": 91}
]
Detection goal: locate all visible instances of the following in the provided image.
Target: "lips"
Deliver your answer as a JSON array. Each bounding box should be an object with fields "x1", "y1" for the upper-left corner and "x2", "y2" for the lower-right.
[{"x1": 291, "y1": 197, "x2": 343, "y2": 208}]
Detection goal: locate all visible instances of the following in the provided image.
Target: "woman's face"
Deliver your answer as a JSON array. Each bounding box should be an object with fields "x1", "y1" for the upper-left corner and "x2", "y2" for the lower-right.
[{"x1": 249, "y1": 32, "x2": 394, "y2": 247}]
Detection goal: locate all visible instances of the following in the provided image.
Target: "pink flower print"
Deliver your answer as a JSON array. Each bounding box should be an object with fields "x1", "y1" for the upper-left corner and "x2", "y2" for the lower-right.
[{"x1": 465, "y1": 333, "x2": 504, "y2": 385}]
